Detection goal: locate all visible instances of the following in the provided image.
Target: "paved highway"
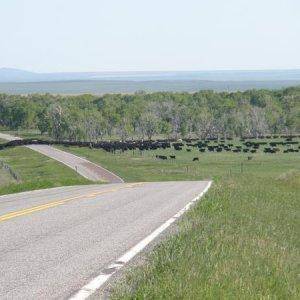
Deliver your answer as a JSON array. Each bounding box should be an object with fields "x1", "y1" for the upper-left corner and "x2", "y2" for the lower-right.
[
  {"x1": 0, "y1": 133, "x2": 123, "y2": 183},
  {"x1": 0, "y1": 181, "x2": 210, "y2": 299}
]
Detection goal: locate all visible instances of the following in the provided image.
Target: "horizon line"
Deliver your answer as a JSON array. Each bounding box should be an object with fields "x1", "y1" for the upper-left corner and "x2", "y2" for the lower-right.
[{"x1": 1, "y1": 67, "x2": 300, "y2": 74}]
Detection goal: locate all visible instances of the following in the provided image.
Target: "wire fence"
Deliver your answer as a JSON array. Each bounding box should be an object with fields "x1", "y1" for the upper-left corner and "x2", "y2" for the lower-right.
[{"x1": 0, "y1": 160, "x2": 21, "y2": 182}]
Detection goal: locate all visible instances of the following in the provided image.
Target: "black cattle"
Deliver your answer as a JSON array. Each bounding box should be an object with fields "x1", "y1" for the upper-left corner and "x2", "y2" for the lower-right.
[
  {"x1": 156, "y1": 155, "x2": 167, "y2": 160},
  {"x1": 283, "y1": 148, "x2": 299, "y2": 153},
  {"x1": 192, "y1": 157, "x2": 199, "y2": 161},
  {"x1": 174, "y1": 146, "x2": 182, "y2": 151},
  {"x1": 264, "y1": 147, "x2": 277, "y2": 153},
  {"x1": 170, "y1": 155, "x2": 176, "y2": 159}
]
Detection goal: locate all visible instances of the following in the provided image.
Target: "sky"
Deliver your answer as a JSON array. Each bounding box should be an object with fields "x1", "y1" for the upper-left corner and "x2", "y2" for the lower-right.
[{"x1": 0, "y1": 0, "x2": 299, "y2": 73}]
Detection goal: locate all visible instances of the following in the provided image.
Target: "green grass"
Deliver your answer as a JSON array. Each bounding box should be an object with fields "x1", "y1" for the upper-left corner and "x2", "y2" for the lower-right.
[
  {"x1": 57, "y1": 143, "x2": 299, "y2": 182},
  {"x1": 112, "y1": 171, "x2": 300, "y2": 299},
  {"x1": 0, "y1": 169, "x2": 16, "y2": 187},
  {"x1": 57, "y1": 144, "x2": 300, "y2": 299},
  {"x1": 0, "y1": 146, "x2": 90, "y2": 195}
]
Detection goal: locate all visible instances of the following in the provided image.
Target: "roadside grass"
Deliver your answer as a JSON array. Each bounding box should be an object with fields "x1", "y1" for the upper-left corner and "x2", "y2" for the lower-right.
[
  {"x1": 57, "y1": 145, "x2": 300, "y2": 299},
  {"x1": 112, "y1": 171, "x2": 300, "y2": 299},
  {"x1": 0, "y1": 146, "x2": 90, "y2": 195},
  {"x1": 0, "y1": 169, "x2": 16, "y2": 187}
]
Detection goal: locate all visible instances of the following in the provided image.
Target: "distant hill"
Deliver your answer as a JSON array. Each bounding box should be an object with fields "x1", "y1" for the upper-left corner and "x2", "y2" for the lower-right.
[
  {"x1": 0, "y1": 68, "x2": 299, "y2": 94},
  {"x1": 1, "y1": 68, "x2": 300, "y2": 83},
  {"x1": 0, "y1": 68, "x2": 40, "y2": 82}
]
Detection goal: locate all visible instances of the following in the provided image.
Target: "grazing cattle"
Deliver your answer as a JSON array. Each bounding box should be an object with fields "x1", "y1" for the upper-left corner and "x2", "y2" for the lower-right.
[
  {"x1": 186, "y1": 149, "x2": 191, "y2": 152},
  {"x1": 170, "y1": 155, "x2": 176, "y2": 159},
  {"x1": 192, "y1": 157, "x2": 199, "y2": 161},
  {"x1": 174, "y1": 146, "x2": 182, "y2": 151},
  {"x1": 264, "y1": 147, "x2": 277, "y2": 154},
  {"x1": 284, "y1": 148, "x2": 299, "y2": 153},
  {"x1": 156, "y1": 155, "x2": 167, "y2": 160}
]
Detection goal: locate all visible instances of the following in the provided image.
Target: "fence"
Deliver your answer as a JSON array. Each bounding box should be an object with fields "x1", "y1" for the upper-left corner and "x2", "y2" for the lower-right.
[{"x1": 0, "y1": 160, "x2": 21, "y2": 182}]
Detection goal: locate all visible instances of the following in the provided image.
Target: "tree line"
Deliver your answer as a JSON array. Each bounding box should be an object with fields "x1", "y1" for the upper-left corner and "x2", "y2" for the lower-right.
[{"x1": 0, "y1": 87, "x2": 299, "y2": 141}]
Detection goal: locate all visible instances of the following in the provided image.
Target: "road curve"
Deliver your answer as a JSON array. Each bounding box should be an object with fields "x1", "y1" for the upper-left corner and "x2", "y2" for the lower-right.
[
  {"x1": 0, "y1": 181, "x2": 210, "y2": 299},
  {"x1": 0, "y1": 133, "x2": 123, "y2": 183}
]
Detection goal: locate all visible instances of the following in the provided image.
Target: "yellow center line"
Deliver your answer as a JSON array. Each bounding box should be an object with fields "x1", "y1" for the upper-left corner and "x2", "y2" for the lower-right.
[{"x1": 0, "y1": 182, "x2": 144, "y2": 223}]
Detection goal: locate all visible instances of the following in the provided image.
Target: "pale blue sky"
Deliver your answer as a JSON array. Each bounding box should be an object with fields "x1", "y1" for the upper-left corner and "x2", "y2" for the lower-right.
[{"x1": 1, "y1": 0, "x2": 299, "y2": 72}]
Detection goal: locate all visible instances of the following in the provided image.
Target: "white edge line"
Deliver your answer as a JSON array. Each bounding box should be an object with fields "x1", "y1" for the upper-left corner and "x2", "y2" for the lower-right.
[{"x1": 69, "y1": 180, "x2": 212, "y2": 300}]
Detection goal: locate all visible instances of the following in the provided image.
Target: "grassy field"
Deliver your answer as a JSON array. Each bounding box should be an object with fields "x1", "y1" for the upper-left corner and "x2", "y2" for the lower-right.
[
  {"x1": 58, "y1": 144, "x2": 300, "y2": 299},
  {"x1": 57, "y1": 142, "x2": 299, "y2": 182},
  {"x1": 0, "y1": 146, "x2": 90, "y2": 195}
]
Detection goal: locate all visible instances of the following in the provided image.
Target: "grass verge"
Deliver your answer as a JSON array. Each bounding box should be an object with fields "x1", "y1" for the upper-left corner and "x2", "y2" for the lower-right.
[
  {"x1": 0, "y1": 146, "x2": 90, "y2": 195},
  {"x1": 0, "y1": 169, "x2": 16, "y2": 186},
  {"x1": 112, "y1": 171, "x2": 300, "y2": 299}
]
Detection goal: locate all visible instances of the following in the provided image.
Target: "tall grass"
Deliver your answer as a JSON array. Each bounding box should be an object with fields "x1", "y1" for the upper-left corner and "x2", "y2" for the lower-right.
[{"x1": 112, "y1": 172, "x2": 300, "y2": 299}]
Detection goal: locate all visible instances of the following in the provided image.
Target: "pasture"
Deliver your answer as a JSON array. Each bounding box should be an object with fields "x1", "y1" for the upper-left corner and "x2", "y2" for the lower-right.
[{"x1": 57, "y1": 136, "x2": 300, "y2": 182}]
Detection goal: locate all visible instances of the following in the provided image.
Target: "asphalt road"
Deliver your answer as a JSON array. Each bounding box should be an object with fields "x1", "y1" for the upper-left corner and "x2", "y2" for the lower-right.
[
  {"x1": 0, "y1": 181, "x2": 210, "y2": 299},
  {"x1": 0, "y1": 133, "x2": 123, "y2": 183}
]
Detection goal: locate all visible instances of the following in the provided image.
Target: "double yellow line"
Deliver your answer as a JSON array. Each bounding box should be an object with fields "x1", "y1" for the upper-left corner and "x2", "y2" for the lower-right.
[{"x1": 0, "y1": 183, "x2": 143, "y2": 223}]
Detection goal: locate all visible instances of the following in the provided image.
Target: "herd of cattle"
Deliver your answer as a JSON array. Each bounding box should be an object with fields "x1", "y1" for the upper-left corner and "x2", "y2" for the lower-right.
[{"x1": 0, "y1": 135, "x2": 299, "y2": 161}]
